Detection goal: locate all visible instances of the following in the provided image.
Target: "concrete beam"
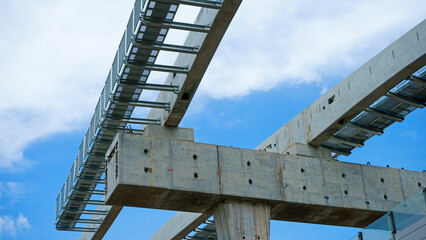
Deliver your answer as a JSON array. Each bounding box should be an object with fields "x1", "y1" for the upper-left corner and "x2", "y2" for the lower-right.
[
  {"x1": 105, "y1": 133, "x2": 426, "y2": 228},
  {"x1": 257, "y1": 19, "x2": 426, "y2": 153},
  {"x1": 78, "y1": 205, "x2": 122, "y2": 240},
  {"x1": 148, "y1": 212, "x2": 211, "y2": 240},
  {"x1": 147, "y1": 0, "x2": 243, "y2": 126}
]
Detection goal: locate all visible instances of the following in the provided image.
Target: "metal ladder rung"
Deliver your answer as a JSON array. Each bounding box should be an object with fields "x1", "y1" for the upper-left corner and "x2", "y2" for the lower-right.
[
  {"x1": 80, "y1": 168, "x2": 104, "y2": 174},
  {"x1": 347, "y1": 122, "x2": 383, "y2": 136},
  {"x1": 330, "y1": 136, "x2": 364, "y2": 148},
  {"x1": 126, "y1": 61, "x2": 189, "y2": 74},
  {"x1": 59, "y1": 218, "x2": 104, "y2": 224},
  {"x1": 94, "y1": 139, "x2": 114, "y2": 145},
  {"x1": 155, "y1": 0, "x2": 222, "y2": 9},
  {"x1": 105, "y1": 116, "x2": 161, "y2": 125},
  {"x1": 143, "y1": 18, "x2": 211, "y2": 33},
  {"x1": 85, "y1": 156, "x2": 106, "y2": 161},
  {"x1": 112, "y1": 99, "x2": 170, "y2": 110},
  {"x1": 365, "y1": 107, "x2": 404, "y2": 122},
  {"x1": 62, "y1": 208, "x2": 109, "y2": 214},
  {"x1": 77, "y1": 178, "x2": 105, "y2": 184},
  {"x1": 185, "y1": 237, "x2": 207, "y2": 240},
  {"x1": 386, "y1": 92, "x2": 425, "y2": 109},
  {"x1": 72, "y1": 190, "x2": 105, "y2": 195},
  {"x1": 409, "y1": 75, "x2": 426, "y2": 87},
  {"x1": 56, "y1": 227, "x2": 98, "y2": 232},
  {"x1": 205, "y1": 220, "x2": 215, "y2": 225},
  {"x1": 120, "y1": 82, "x2": 180, "y2": 93},
  {"x1": 195, "y1": 227, "x2": 216, "y2": 233},
  {"x1": 90, "y1": 145, "x2": 110, "y2": 151},
  {"x1": 69, "y1": 210, "x2": 109, "y2": 215},
  {"x1": 68, "y1": 199, "x2": 105, "y2": 205},
  {"x1": 134, "y1": 41, "x2": 199, "y2": 54}
]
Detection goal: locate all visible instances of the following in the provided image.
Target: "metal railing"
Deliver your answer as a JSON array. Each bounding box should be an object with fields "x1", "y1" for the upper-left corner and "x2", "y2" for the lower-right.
[
  {"x1": 349, "y1": 188, "x2": 426, "y2": 240},
  {"x1": 56, "y1": 0, "x2": 150, "y2": 230}
]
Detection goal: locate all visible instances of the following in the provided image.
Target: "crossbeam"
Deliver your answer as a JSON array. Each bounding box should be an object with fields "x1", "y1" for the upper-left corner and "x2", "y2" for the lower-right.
[
  {"x1": 143, "y1": 18, "x2": 211, "y2": 33},
  {"x1": 409, "y1": 75, "x2": 426, "y2": 86},
  {"x1": 126, "y1": 62, "x2": 190, "y2": 74},
  {"x1": 346, "y1": 122, "x2": 383, "y2": 136},
  {"x1": 365, "y1": 107, "x2": 404, "y2": 122},
  {"x1": 105, "y1": 133, "x2": 425, "y2": 228},
  {"x1": 119, "y1": 82, "x2": 180, "y2": 93},
  {"x1": 386, "y1": 92, "x2": 425, "y2": 108},
  {"x1": 155, "y1": 0, "x2": 223, "y2": 9},
  {"x1": 133, "y1": 41, "x2": 200, "y2": 54},
  {"x1": 112, "y1": 99, "x2": 170, "y2": 110}
]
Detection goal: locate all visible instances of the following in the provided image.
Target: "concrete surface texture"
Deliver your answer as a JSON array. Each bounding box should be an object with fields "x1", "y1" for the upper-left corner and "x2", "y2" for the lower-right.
[{"x1": 105, "y1": 133, "x2": 425, "y2": 228}]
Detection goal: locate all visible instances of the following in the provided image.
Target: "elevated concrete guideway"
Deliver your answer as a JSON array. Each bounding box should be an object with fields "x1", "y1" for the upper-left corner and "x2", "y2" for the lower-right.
[
  {"x1": 105, "y1": 133, "x2": 425, "y2": 228},
  {"x1": 77, "y1": 0, "x2": 243, "y2": 238},
  {"x1": 257, "y1": 19, "x2": 426, "y2": 157}
]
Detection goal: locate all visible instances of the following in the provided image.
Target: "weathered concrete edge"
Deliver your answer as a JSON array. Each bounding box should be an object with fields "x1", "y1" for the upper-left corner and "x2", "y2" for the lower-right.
[{"x1": 148, "y1": 212, "x2": 211, "y2": 240}]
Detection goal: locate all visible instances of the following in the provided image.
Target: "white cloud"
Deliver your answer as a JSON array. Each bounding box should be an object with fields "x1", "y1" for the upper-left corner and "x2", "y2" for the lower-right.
[
  {"x1": 0, "y1": 182, "x2": 25, "y2": 199},
  {"x1": 17, "y1": 213, "x2": 30, "y2": 231},
  {"x1": 0, "y1": 0, "x2": 425, "y2": 169},
  {"x1": 0, "y1": 216, "x2": 15, "y2": 235},
  {"x1": 199, "y1": 0, "x2": 426, "y2": 99},
  {"x1": 0, "y1": 0, "x2": 135, "y2": 169},
  {"x1": 0, "y1": 213, "x2": 30, "y2": 236}
]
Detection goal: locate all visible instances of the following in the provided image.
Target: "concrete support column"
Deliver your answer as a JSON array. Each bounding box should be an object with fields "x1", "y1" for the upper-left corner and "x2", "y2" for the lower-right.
[{"x1": 213, "y1": 201, "x2": 270, "y2": 240}]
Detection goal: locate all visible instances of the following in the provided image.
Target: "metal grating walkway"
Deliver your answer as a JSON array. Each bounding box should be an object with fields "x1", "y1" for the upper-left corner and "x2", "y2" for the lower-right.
[
  {"x1": 321, "y1": 66, "x2": 426, "y2": 157},
  {"x1": 185, "y1": 219, "x2": 218, "y2": 240},
  {"x1": 55, "y1": 0, "x2": 222, "y2": 232}
]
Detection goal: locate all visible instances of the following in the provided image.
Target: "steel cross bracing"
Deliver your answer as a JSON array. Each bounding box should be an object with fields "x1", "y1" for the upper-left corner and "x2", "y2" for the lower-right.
[{"x1": 55, "y1": 0, "x2": 223, "y2": 232}]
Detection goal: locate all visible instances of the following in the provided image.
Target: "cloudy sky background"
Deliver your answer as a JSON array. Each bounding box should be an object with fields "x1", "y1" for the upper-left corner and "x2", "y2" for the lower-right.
[{"x1": 0, "y1": 0, "x2": 425, "y2": 239}]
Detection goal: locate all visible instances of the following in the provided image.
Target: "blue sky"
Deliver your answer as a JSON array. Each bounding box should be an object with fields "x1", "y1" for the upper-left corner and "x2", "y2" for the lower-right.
[{"x1": 0, "y1": 0, "x2": 425, "y2": 239}]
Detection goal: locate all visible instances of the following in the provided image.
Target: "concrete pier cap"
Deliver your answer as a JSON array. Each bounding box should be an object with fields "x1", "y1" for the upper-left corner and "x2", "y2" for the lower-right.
[{"x1": 105, "y1": 133, "x2": 425, "y2": 229}]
